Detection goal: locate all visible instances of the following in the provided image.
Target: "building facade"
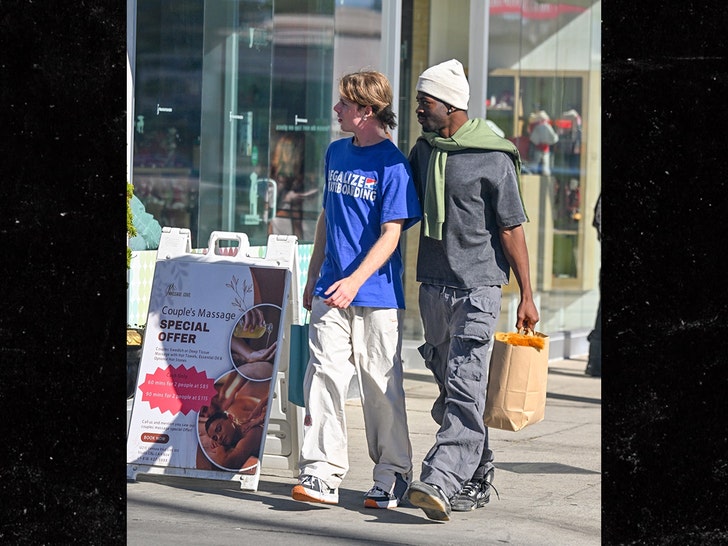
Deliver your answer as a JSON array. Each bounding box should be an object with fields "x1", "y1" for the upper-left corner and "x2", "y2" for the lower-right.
[{"x1": 127, "y1": 0, "x2": 601, "y2": 342}]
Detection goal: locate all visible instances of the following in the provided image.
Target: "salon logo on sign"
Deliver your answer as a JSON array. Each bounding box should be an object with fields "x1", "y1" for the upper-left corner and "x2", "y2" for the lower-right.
[{"x1": 167, "y1": 283, "x2": 191, "y2": 297}]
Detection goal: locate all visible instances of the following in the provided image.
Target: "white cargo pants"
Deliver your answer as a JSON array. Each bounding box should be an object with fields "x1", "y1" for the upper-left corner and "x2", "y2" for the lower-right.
[{"x1": 298, "y1": 296, "x2": 413, "y2": 491}]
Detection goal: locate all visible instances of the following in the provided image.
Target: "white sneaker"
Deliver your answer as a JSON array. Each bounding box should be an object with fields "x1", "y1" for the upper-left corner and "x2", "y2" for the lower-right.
[{"x1": 291, "y1": 474, "x2": 339, "y2": 504}]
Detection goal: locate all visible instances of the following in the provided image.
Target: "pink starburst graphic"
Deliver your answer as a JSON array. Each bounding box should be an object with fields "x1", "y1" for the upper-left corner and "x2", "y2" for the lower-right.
[{"x1": 139, "y1": 364, "x2": 218, "y2": 415}]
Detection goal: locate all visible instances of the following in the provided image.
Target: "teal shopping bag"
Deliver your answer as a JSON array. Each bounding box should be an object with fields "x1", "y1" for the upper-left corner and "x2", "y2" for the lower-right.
[{"x1": 287, "y1": 323, "x2": 309, "y2": 407}]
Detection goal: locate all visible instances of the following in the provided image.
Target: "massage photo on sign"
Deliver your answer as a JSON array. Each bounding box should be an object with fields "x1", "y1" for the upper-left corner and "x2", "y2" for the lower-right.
[
  {"x1": 196, "y1": 370, "x2": 271, "y2": 473},
  {"x1": 229, "y1": 304, "x2": 281, "y2": 381}
]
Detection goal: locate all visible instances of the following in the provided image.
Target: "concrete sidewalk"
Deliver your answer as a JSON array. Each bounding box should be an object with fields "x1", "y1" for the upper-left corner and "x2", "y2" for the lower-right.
[{"x1": 127, "y1": 357, "x2": 601, "y2": 545}]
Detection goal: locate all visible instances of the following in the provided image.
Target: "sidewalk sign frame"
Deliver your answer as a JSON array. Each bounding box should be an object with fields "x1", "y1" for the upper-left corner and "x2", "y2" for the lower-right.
[{"x1": 126, "y1": 228, "x2": 303, "y2": 490}]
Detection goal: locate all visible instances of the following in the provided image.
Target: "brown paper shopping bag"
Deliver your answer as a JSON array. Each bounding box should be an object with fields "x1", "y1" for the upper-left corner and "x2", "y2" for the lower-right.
[{"x1": 483, "y1": 329, "x2": 549, "y2": 431}]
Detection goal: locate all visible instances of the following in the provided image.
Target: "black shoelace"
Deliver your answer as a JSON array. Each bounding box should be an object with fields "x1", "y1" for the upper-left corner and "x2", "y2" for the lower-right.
[{"x1": 483, "y1": 480, "x2": 500, "y2": 500}]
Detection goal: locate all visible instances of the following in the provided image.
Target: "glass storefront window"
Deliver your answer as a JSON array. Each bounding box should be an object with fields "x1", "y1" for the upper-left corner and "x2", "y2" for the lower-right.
[
  {"x1": 486, "y1": 0, "x2": 599, "y2": 291},
  {"x1": 196, "y1": 0, "x2": 276, "y2": 247},
  {"x1": 488, "y1": 73, "x2": 585, "y2": 280},
  {"x1": 132, "y1": 0, "x2": 204, "y2": 245},
  {"x1": 131, "y1": 0, "x2": 383, "y2": 248},
  {"x1": 129, "y1": 0, "x2": 600, "y2": 338},
  {"x1": 267, "y1": 2, "x2": 336, "y2": 243}
]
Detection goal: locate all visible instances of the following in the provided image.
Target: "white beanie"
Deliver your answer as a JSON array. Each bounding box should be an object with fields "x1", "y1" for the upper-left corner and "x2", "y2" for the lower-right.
[{"x1": 416, "y1": 59, "x2": 470, "y2": 110}]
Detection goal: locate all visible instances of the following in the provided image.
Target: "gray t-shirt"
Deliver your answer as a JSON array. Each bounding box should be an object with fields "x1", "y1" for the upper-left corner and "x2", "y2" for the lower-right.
[{"x1": 408, "y1": 140, "x2": 527, "y2": 289}]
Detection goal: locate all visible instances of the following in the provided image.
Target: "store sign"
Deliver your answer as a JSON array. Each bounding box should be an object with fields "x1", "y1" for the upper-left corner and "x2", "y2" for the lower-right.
[
  {"x1": 490, "y1": 0, "x2": 585, "y2": 19},
  {"x1": 126, "y1": 230, "x2": 292, "y2": 490}
]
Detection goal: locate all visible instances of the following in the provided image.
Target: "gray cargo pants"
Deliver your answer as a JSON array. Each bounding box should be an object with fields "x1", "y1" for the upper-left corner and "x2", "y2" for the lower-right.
[{"x1": 417, "y1": 283, "x2": 501, "y2": 497}]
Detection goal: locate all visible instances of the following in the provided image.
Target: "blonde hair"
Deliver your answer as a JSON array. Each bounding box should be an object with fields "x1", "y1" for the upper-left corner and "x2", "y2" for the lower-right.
[{"x1": 339, "y1": 70, "x2": 397, "y2": 130}]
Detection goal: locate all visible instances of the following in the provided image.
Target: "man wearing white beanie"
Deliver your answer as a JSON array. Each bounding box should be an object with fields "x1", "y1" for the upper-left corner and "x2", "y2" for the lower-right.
[
  {"x1": 404, "y1": 59, "x2": 540, "y2": 521},
  {"x1": 414, "y1": 58, "x2": 470, "y2": 111}
]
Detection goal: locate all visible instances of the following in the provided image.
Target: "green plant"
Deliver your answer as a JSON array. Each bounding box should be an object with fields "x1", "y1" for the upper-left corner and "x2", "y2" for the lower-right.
[{"x1": 127, "y1": 182, "x2": 137, "y2": 269}]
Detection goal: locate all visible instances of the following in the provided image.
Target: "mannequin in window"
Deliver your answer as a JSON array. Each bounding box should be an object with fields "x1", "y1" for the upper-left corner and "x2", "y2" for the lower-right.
[
  {"x1": 559, "y1": 108, "x2": 582, "y2": 173},
  {"x1": 528, "y1": 110, "x2": 559, "y2": 176}
]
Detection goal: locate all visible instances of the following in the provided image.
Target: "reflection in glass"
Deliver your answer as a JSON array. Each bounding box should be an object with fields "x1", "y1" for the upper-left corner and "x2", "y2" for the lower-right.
[
  {"x1": 132, "y1": 0, "x2": 204, "y2": 247},
  {"x1": 486, "y1": 72, "x2": 585, "y2": 280}
]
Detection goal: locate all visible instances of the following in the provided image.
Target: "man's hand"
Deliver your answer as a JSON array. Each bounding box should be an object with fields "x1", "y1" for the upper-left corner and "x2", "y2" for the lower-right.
[{"x1": 322, "y1": 276, "x2": 363, "y2": 309}]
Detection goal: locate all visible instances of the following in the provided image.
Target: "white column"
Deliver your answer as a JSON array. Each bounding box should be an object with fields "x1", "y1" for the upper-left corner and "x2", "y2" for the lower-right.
[
  {"x1": 467, "y1": 0, "x2": 490, "y2": 120},
  {"x1": 380, "y1": 0, "x2": 402, "y2": 145},
  {"x1": 127, "y1": 0, "x2": 137, "y2": 185}
]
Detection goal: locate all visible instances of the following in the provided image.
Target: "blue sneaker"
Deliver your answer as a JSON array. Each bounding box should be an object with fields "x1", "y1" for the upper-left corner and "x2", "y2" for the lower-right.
[{"x1": 364, "y1": 472, "x2": 409, "y2": 509}]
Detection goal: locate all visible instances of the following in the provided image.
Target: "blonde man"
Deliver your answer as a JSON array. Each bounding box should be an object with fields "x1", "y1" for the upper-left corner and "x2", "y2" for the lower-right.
[{"x1": 291, "y1": 70, "x2": 421, "y2": 509}]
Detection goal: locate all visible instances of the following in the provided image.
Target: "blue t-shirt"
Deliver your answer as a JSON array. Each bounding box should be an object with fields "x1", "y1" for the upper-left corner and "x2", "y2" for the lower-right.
[{"x1": 314, "y1": 137, "x2": 421, "y2": 309}]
